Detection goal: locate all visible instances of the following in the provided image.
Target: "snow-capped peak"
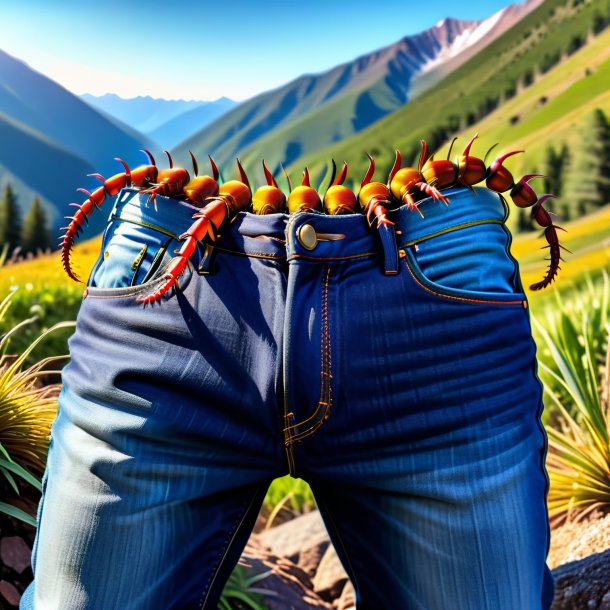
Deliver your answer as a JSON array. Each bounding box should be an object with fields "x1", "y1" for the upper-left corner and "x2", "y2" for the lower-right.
[{"x1": 420, "y1": 7, "x2": 510, "y2": 74}]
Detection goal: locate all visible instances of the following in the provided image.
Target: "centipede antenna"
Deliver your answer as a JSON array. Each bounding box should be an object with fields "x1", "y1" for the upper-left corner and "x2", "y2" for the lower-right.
[
  {"x1": 164, "y1": 150, "x2": 174, "y2": 168},
  {"x1": 208, "y1": 155, "x2": 219, "y2": 181},
  {"x1": 87, "y1": 173, "x2": 106, "y2": 184},
  {"x1": 302, "y1": 167, "x2": 311, "y2": 187},
  {"x1": 427, "y1": 140, "x2": 448, "y2": 166},
  {"x1": 333, "y1": 161, "x2": 348, "y2": 187},
  {"x1": 262, "y1": 159, "x2": 278, "y2": 187},
  {"x1": 484, "y1": 143, "x2": 499, "y2": 165},
  {"x1": 446, "y1": 137, "x2": 458, "y2": 161},
  {"x1": 462, "y1": 133, "x2": 479, "y2": 159},
  {"x1": 388, "y1": 150, "x2": 401, "y2": 184},
  {"x1": 236, "y1": 157, "x2": 250, "y2": 188},
  {"x1": 140, "y1": 149, "x2": 156, "y2": 166},
  {"x1": 189, "y1": 151, "x2": 199, "y2": 177},
  {"x1": 362, "y1": 153, "x2": 375, "y2": 188},
  {"x1": 114, "y1": 158, "x2": 132, "y2": 184},
  {"x1": 280, "y1": 162, "x2": 292, "y2": 192},
  {"x1": 326, "y1": 159, "x2": 337, "y2": 194},
  {"x1": 418, "y1": 140, "x2": 428, "y2": 172}
]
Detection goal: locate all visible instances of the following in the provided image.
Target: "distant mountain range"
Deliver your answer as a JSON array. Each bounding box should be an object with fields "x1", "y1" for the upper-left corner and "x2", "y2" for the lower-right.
[
  {"x1": 175, "y1": 0, "x2": 542, "y2": 184},
  {"x1": 0, "y1": 49, "x2": 154, "y2": 236},
  {"x1": 0, "y1": 0, "x2": 558, "y2": 244},
  {"x1": 80, "y1": 93, "x2": 237, "y2": 148}
]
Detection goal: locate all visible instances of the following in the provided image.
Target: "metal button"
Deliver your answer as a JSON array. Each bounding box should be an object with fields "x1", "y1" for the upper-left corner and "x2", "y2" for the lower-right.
[{"x1": 296, "y1": 224, "x2": 318, "y2": 250}]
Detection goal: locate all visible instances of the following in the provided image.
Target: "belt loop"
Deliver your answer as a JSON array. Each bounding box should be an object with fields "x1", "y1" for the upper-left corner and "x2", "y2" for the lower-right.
[
  {"x1": 197, "y1": 243, "x2": 217, "y2": 275},
  {"x1": 377, "y1": 224, "x2": 400, "y2": 275}
]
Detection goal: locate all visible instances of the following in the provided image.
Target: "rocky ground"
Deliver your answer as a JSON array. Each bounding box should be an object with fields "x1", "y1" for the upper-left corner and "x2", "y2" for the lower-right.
[{"x1": 2, "y1": 504, "x2": 610, "y2": 608}]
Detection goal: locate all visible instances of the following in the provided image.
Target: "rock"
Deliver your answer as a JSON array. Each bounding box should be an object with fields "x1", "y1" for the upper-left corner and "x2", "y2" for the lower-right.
[
  {"x1": 334, "y1": 581, "x2": 356, "y2": 610},
  {"x1": 0, "y1": 580, "x2": 20, "y2": 606},
  {"x1": 549, "y1": 510, "x2": 610, "y2": 569},
  {"x1": 297, "y1": 538, "x2": 331, "y2": 579},
  {"x1": 258, "y1": 510, "x2": 330, "y2": 564},
  {"x1": 312, "y1": 544, "x2": 348, "y2": 601},
  {"x1": 238, "y1": 541, "x2": 333, "y2": 609},
  {"x1": 551, "y1": 548, "x2": 610, "y2": 610},
  {"x1": 0, "y1": 536, "x2": 31, "y2": 574}
]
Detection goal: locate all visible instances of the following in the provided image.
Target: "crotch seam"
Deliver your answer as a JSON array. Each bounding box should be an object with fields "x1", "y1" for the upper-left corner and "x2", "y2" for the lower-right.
[{"x1": 285, "y1": 265, "x2": 333, "y2": 443}]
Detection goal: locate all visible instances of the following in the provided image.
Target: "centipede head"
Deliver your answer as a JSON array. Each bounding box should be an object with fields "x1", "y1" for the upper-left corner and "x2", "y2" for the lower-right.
[
  {"x1": 252, "y1": 160, "x2": 286, "y2": 214},
  {"x1": 183, "y1": 153, "x2": 220, "y2": 207},
  {"x1": 457, "y1": 133, "x2": 487, "y2": 187},
  {"x1": 287, "y1": 167, "x2": 322, "y2": 213},
  {"x1": 486, "y1": 149, "x2": 524, "y2": 192},
  {"x1": 357, "y1": 153, "x2": 391, "y2": 212},
  {"x1": 216, "y1": 158, "x2": 252, "y2": 213},
  {"x1": 131, "y1": 149, "x2": 159, "y2": 186},
  {"x1": 510, "y1": 174, "x2": 546, "y2": 208},
  {"x1": 323, "y1": 161, "x2": 357, "y2": 215}
]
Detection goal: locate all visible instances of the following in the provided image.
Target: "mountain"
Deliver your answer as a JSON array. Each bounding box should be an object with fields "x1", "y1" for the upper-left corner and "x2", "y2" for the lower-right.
[
  {"x1": 81, "y1": 93, "x2": 237, "y2": 146},
  {"x1": 150, "y1": 97, "x2": 236, "y2": 148},
  {"x1": 174, "y1": 0, "x2": 541, "y2": 183},
  {"x1": 409, "y1": 0, "x2": 544, "y2": 97},
  {"x1": 0, "y1": 49, "x2": 154, "y2": 235},
  {"x1": 295, "y1": 0, "x2": 609, "y2": 229},
  {"x1": 0, "y1": 112, "x2": 94, "y2": 237}
]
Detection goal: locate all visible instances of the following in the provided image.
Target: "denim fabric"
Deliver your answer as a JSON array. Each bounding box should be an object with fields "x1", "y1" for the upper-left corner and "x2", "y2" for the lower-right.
[{"x1": 21, "y1": 185, "x2": 555, "y2": 609}]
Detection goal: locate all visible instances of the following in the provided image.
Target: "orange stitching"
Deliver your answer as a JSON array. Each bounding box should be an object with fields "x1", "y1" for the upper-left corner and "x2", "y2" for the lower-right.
[
  {"x1": 211, "y1": 245, "x2": 286, "y2": 260},
  {"x1": 398, "y1": 218, "x2": 503, "y2": 249},
  {"x1": 284, "y1": 267, "x2": 330, "y2": 434},
  {"x1": 403, "y1": 256, "x2": 525, "y2": 306},
  {"x1": 291, "y1": 251, "x2": 375, "y2": 262},
  {"x1": 286, "y1": 267, "x2": 333, "y2": 443}
]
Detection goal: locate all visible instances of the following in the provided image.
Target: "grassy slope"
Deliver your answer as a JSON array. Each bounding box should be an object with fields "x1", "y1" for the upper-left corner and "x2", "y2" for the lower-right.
[{"x1": 293, "y1": 0, "x2": 605, "y2": 186}]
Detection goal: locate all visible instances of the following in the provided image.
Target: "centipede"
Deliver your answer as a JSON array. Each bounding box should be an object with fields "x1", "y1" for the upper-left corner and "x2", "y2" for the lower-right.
[{"x1": 59, "y1": 133, "x2": 569, "y2": 298}]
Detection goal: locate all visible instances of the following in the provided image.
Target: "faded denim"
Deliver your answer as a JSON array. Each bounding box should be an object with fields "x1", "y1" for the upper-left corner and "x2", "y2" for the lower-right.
[{"x1": 21, "y1": 185, "x2": 555, "y2": 609}]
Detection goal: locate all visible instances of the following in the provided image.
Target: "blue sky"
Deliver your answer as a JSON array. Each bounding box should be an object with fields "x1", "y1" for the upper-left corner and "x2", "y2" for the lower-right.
[{"x1": 0, "y1": 0, "x2": 516, "y2": 102}]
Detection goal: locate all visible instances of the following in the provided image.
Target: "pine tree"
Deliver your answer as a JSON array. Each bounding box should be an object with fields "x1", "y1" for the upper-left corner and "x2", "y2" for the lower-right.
[
  {"x1": 557, "y1": 142, "x2": 569, "y2": 198},
  {"x1": 0, "y1": 184, "x2": 22, "y2": 251},
  {"x1": 21, "y1": 197, "x2": 51, "y2": 254},
  {"x1": 562, "y1": 108, "x2": 610, "y2": 216},
  {"x1": 517, "y1": 208, "x2": 532, "y2": 232},
  {"x1": 543, "y1": 142, "x2": 569, "y2": 197}
]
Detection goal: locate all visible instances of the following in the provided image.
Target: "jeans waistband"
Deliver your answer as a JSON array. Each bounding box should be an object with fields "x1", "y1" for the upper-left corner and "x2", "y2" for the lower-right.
[{"x1": 110, "y1": 186, "x2": 509, "y2": 262}]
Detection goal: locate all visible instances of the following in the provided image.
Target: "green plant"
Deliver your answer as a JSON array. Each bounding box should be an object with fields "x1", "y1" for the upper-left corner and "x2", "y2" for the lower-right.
[
  {"x1": 262, "y1": 475, "x2": 317, "y2": 529},
  {"x1": 0, "y1": 284, "x2": 81, "y2": 365},
  {"x1": 0, "y1": 290, "x2": 75, "y2": 526},
  {"x1": 531, "y1": 271, "x2": 610, "y2": 527},
  {"x1": 219, "y1": 564, "x2": 277, "y2": 610},
  {"x1": 533, "y1": 269, "x2": 610, "y2": 427}
]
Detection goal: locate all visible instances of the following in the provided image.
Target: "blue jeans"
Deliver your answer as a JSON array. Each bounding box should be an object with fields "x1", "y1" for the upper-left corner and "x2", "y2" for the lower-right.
[{"x1": 21, "y1": 186, "x2": 555, "y2": 609}]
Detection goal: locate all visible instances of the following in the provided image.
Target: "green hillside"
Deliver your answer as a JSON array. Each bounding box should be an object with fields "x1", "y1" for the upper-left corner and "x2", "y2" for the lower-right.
[{"x1": 289, "y1": 0, "x2": 610, "y2": 206}]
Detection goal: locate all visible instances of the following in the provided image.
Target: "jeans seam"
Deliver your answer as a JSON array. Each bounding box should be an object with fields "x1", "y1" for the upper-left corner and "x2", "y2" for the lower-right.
[
  {"x1": 398, "y1": 218, "x2": 504, "y2": 248},
  {"x1": 211, "y1": 245, "x2": 287, "y2": 260},
  {"x1": 497, "y1": 195, "x2": 523, "y2": 294},
  {"x1": 403, "y1": 252, "x2": 526, "y2": 306},
  {"x1": 290, "y1": 252, "x2": 376, "y2": 262},
  {"x1": 525, "y1": 311, "x2": 554, "y2": 605},
  {"x1": 284, "y1": 266, "x2": 333, "y2": 442},
  {"x1": 197, "y1": 484, "x2": 265, "y2": 610},
  {"x1": 109, "y1": 214, "x2": 179, "y2": 240}
]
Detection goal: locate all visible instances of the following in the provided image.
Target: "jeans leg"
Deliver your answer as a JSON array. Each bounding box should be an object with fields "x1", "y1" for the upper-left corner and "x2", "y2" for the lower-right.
[
  {"x1": 290, "y1": 247, "x2": 554, "y2": 609},
  {"x1": 21, "y1": 251, "x2": 288, "y2": 609}
]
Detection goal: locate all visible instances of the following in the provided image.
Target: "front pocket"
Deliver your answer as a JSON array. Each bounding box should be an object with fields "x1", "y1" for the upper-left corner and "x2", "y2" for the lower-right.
[
  {"x1": 402, "y1": 221, "x2": 527, "y2": 306},
  {"x1": 86, "y1": 219, "x2": 176, "y2": 291}
]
